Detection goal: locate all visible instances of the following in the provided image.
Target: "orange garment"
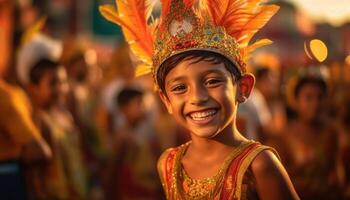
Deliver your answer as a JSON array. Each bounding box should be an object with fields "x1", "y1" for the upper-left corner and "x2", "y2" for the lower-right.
[
  {"x1": 158, "y1": 141, "x2": 276, "y2": 200},
  {"x1": 0, "y1": 80, "x2": 41, "y2": 160}
]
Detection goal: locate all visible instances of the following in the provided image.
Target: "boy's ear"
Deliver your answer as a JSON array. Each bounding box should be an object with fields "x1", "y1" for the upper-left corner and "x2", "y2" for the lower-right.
[
  {"x1": 237, "y1": 73, "x2": 255, "y2": 103},
  {"x1": 158, "y1": 90, "x2": 173, "y2": 114}
]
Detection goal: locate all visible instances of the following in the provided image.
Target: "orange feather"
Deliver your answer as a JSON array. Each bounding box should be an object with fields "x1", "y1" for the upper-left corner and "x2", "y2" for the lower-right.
[
  {"x1": 183, "y1": 0, "x2": 197, "y2": 7},
  {"x1": 235, "y1": 5, "x2": 279, "y2": 47},
  {"x1": 205, "y1": 0, "x2": 279, "y2": 47},
  {"x1": 99, "y1": 0, "x2": 154, "y2": 65},
  {"x1": 160, "y1": 0, "x2": 172, "y2": 21}
]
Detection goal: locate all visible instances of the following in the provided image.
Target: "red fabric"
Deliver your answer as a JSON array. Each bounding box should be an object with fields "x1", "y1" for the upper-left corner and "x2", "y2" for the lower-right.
[{"x1": 220, "y1": 143, "x2": 260, "y2": 200}]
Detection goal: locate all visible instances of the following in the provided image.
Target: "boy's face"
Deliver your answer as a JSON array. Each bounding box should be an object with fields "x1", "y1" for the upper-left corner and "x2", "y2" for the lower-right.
[
  {"x1": 159, "y1": 58, "x2": 254, "y2": 139},
  {"x1": 30, "y1": 67, "x2": 69, "y2": 109}
]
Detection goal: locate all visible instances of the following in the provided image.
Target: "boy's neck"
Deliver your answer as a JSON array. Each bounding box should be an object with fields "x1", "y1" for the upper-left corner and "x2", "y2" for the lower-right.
[{"x1": 189, "y1": 125, "x2": 248, "y2": 154}]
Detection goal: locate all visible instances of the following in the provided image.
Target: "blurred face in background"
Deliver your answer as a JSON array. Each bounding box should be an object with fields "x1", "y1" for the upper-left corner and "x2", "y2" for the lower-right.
[
  {"x1": 256, "y1": 69, "x2": 279, "y2": 101},
  {"x1": 66, "y1": 54, "x2": 88, "y2": 83},
  {"x1": 120, "y1": 96, "x2": 145, "y2": 127},
  {"x1": 30, "y1": 66, "x2": 69, "y2": 109},
  {"x1": 295, "y1": 82, "x2": 326, "y2": 123},
  {"x1": 56, "y1": 66, "x2": 70, "y2": 105}
]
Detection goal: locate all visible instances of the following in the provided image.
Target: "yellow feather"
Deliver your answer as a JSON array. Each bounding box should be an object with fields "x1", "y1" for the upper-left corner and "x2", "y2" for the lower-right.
[
  {"x1": 243, "y1": 38, "x2": 273, "y2": 61},
  {"x1": 99, "y1": 0, "x2": 154, "y2": 68},
  {"x1": 135, "y1": 63, "x2": 153, "y2": 77}
]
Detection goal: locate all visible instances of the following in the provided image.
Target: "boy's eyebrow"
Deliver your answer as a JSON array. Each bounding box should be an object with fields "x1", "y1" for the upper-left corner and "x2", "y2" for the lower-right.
[
  {"x1": 166, "y1": 76, "x2": 186, "y2": 87},
  {"x1": 203, "y1": 69, "x2": 226, "y2": 76}
]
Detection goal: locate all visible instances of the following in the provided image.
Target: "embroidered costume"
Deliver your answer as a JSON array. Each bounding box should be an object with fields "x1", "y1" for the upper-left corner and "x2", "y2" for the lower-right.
[{"x1": 158, "y1": 141, "x2": 278, "y2": 200}]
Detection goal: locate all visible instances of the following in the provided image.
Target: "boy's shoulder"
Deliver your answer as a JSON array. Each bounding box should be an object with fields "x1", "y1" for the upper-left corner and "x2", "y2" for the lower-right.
[
  {"x1": 157, "y1": 145, "x2": 178, "y2": 186},
  {"x1": 157, "y1": 148, "x2": 174, "y2": 169},
  {"x1": 157, "y1": 142, "x2": 190, "y2": 174},
  {"x1": 157, "y1": 143, "x2": 186, "y2": 166},
  {"x1": 248, "y1": 144, "x2": 300, "y2": 199},
  {"x1": 250, "y1": 147, "x2": 280, "y2": 173}
]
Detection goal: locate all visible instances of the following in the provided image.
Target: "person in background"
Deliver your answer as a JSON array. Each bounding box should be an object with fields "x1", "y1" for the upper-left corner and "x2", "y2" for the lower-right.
[
  {"x1": 62, "y1": 42, "x2": 108, "y2": 199},
  {"x1": 17, "y1": 32, "x2": 87, "y2": 199},
  {"x1": 0, "y1": 59, "x2": 52, "y2": 200},
  {"x1": 280, "y1": 75, "x2": 343, "y2": 200},
  {"x1": 24, "y1": 58, "x2": 73, "y2": 199},
  {"x1": 238, "y1": 52, "x2": 287, "y2": 142},
  {"x1": 105, "y1": 87, "x2": 162, "y2": 200},
  {"x1": 0, "y1": 2, "x2": 51, "y2": 199},
  {"x1": 101, "y1": 43, "x2": 139, "y2": 134}
]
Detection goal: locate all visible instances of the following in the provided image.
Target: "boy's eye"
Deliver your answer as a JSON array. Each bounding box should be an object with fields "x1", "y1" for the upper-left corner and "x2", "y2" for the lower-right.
[
  {"x1": 170, "y1": 84, "x2": 187, "y2": 94},
  {"x1": 205, "y1": 78, "x2": 222, "y2": 87}
]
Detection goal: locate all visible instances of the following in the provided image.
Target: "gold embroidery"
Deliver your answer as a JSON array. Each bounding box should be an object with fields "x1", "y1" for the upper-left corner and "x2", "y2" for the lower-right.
[
  {"x1": 171, "y1": 141, "x2": 253, "y2": 199},
  {"x1": 226, "y1": 176, "x2": 233, "y2": 190}
]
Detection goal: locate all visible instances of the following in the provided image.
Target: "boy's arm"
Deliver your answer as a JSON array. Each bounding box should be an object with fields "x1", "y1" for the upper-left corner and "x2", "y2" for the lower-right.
[{"x1": 251, "y1": 150, "x2": 300, "y2": 200}]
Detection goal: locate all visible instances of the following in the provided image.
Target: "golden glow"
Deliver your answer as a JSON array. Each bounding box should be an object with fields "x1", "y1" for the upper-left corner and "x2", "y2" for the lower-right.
[
  {"x1": 345, "y1": 55, "x2": 350, "y2": 65},
  {"x1": 304, "y1": 39, "x2": 328, "y2": 63},
  {"x1": 288, "y1": 0, "x2": 350, "y2": 27},
  {"x1": 253, "y1": 52, "x2": 280, "y2": 70}
]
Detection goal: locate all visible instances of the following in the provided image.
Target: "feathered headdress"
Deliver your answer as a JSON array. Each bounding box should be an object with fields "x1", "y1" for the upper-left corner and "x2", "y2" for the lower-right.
[{"x1": 99, "y1": 0, "x2": 279, "y2": 86}]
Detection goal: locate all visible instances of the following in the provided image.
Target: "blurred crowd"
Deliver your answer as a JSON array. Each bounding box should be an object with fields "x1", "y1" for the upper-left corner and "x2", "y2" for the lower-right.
[{"x1": 0, "y1": 0, "x2": 350, "y2": 200}]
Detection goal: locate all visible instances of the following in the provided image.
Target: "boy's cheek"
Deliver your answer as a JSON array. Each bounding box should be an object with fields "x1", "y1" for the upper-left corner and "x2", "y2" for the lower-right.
[{"x1": 158, "y1": 91, "x2": 173, "y2": 114}]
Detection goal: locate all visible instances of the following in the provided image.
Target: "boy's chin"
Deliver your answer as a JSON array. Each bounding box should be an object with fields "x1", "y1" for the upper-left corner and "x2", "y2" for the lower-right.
[{"x1": 189, "y1": 127, "x2": 222, "y2": 139}]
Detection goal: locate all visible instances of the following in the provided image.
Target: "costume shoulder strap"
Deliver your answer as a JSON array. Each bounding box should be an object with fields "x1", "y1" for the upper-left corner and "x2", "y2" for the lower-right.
[
  {"x1": 157, "y1": 147, "x2": 176, "y2": 198},
  {"x1": 220, "y1": 142, "x2": 279, "y2": 200},
  {"x1": 235, "y1": 144, "x2": 279, "y2": 199},
  {"x1": 157, "y1": 142, "x2": 190, "y2": 198}
]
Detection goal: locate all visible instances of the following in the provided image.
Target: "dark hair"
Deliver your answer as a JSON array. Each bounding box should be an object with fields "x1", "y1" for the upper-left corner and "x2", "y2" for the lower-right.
[
  {"x1": 116, "y1": 88, "x2": 144, "y2": 108},
  {"x1": 156, "y1": 50, "x2": 242, "y2": 92},
  {"x1": 255, "y1": 66, "x2": 270, "y2": 80},
  {"x1": 29, "y1": 58, "x2": 59, "y2": 85},
  {"x1": 65, "y1": 52, "x2": 85, "y2": 67},
  {"x1": 294, "y1": 76, "x2": 327, "y2": 98}
]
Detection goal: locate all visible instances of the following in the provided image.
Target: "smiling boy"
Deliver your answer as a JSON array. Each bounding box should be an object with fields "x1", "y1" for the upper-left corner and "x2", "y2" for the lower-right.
[
  {"x1": 100, "y1": 0, "x2": 299, "y2": 199},
  {"x1": 156, "y1": 51, "x2": 298, "y2": 199}
]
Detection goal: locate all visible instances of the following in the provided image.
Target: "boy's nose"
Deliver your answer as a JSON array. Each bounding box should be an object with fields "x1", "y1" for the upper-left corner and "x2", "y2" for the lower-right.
[{"x1": 189, "y1": 84, "x2": 209, "y2": 105}]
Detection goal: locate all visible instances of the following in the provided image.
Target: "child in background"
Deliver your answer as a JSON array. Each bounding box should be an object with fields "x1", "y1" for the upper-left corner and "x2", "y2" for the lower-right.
[
  {"x1": 100, "y1": 0, "x2": 299, "y2": 199},
  {"x1": 17, "y1": 32, "x2": 89, "y2": 199},
  {"x1": 281, "y1": 75, "x2": 342, "y2": 200},
  {"x1": 24, "y1": 58, "x2": 72, "y2": 199},
  {"x1": 106, "y1": 87, "x2": 162, "y2": 200}
]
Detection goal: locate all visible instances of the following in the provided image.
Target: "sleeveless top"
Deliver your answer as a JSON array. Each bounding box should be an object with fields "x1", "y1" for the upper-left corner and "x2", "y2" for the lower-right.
[{"x1": 158, "y1": 141, "x2": 278, "y2": 200}]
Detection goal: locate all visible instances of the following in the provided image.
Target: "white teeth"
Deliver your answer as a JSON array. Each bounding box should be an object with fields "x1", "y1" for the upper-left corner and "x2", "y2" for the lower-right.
[{"x1": 189, "y1": 109, "x2": 217, "y2": 120}]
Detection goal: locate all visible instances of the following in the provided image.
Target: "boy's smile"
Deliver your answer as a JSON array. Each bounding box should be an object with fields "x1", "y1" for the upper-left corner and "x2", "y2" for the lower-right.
[
  {"x1": 187, "y1": 108, "x2": 218, "y2": 125},
  {"x1": 159, "y1": 58, "x2": 241, "y2": 139}
]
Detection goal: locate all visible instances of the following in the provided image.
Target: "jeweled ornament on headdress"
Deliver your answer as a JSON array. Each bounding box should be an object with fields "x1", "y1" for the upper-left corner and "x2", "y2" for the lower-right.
[{"x1": 99, "y1": 0, "x2": 279, "y2": 87}]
